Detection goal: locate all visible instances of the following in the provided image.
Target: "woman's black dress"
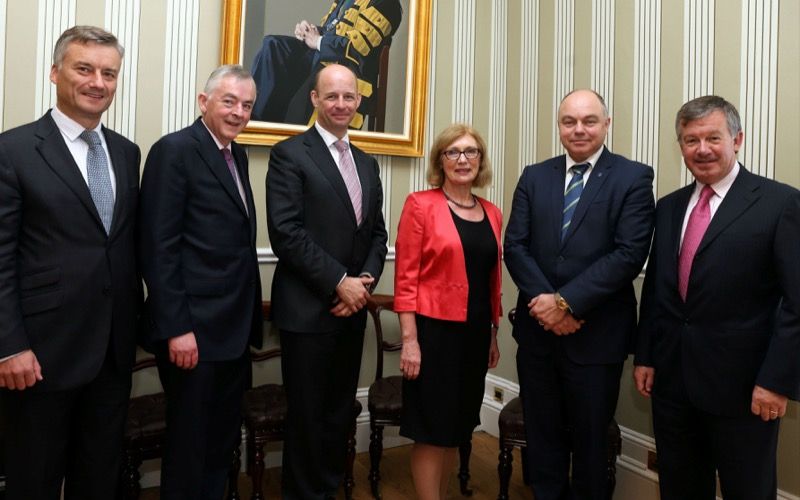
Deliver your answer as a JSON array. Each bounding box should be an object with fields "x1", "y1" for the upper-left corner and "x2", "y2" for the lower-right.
[{"x1": 399, "y1": 208, "x2": 498, "y2": 446}]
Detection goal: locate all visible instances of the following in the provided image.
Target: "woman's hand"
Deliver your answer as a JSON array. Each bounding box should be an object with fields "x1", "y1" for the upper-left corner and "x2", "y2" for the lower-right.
[
  {"x1": 400, "y1": 339, "x2": 422, "y2": 380},
  {"x1": 488, "y1": 332, "x2": 500, "y2": 368}
]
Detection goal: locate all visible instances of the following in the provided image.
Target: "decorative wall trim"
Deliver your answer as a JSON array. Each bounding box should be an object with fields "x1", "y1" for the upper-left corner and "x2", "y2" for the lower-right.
[
  {"x1": 739, "y1": 0, "x2": 778, "y2": 179},
  {"x1": 161, "y1": 0, "x2": 199, "y2": 135},
  {"x1": 591, "y1": 0, "x2": 615, "y2": 149},
  {"x1": 35, "y1": 0, "x2": 76, "y2": 118},
  {"x1": 451, "y1": 0, "x2": 476, "y2": 124},
  {"x1": 104, "y1": 0, "x2": 141, "y2": 139},
  {"x1": 486, "y1": 0, "x2": 508, "y2": 208},
  {"x1": 552, "y1": 0, "x2": 574, "y2": 155},
  {"x1": 681, "y1": 0, "x2": 715, "y2": 186},
  {"x1": 631, "y1": 0, "x2": 661, "y2": 174},
  {"x1": 0, "y1": 0, "x2": 6, "y2": 129},
  {"x1": 518, "y1": 0, "x2": 540, "y2": 173},
  {"x1": 409, "y1": 0, "x2": 437, "y2": 194},
  {"x1": 376, "y1": 155, "x2": 392, "y2": 224}
]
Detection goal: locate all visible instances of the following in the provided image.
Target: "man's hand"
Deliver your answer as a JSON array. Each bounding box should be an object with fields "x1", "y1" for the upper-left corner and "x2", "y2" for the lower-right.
[
  {"x1": 751, "y1": 385, "x2": 788, "y2": 421},
  {"x1": 549, "y1": 314, "x2": 584, "y2": 335},
  {"x1": 169, "y1": 332, "x2": 199, "y2": 370},
  {"x1": 529, "y1": 293, "x2": 566, "y2": 327},
  {"x1": 294, "y1": 20, "x2": 320, "y2": 49},
  {"x1": 634, "y1": 365, "x2": 655, "y2": 397},
  {"x1": 0, "y1": 350, "x2": 42, "y2": 390},
  {"x1": 331, "y1": 276, "x2": 373, "y2": 316},
  {"x1": 400, "y1": 339, "x2": 421, "y2": 380}
]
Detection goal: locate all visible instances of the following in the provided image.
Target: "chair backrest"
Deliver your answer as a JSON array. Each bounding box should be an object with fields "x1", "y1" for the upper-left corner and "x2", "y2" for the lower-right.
[
  {"x1": 367, "y1": 41, "x2": 392, "y2": 132},
  {"x1": 366, "y1": 294, "x2": 401, "y2": 381}
]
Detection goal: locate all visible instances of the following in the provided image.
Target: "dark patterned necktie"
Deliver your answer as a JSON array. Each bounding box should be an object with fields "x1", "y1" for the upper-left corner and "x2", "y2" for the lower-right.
[
  {"x1": 561, "y1": 163, "x2": 589, "y2": 241},
  {"x1": 79, "y1": 129, "x2": 114, "y2": 234}
]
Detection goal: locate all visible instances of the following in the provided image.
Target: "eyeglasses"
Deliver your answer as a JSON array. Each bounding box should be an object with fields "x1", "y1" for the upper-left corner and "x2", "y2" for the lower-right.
[{"x1": 442, "y1": 148, "x2": 481, "y2": 161}]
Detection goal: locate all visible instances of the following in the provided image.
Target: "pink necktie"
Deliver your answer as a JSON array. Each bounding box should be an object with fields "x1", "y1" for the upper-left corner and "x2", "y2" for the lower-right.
[
  {"x1": 334, "y1": 140, "x2": 363, "y2": 224},
  {"x1": 222, "y1": 148, "x2": 248, "y2": 216},
  {"x1": 678, "y1": 185, "x2": 715, "y2": 301}
]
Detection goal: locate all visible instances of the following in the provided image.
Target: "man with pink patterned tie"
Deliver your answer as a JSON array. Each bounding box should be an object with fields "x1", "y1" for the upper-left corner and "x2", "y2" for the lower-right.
[{"x1": 634, "y1": 95, "x2": 800, "y2": 500}]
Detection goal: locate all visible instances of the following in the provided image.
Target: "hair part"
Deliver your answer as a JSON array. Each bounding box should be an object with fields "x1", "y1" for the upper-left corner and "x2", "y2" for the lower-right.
[
  {"x1": 203, "y1": 64, "x2": 256, "y2": 95},
  {"x1": 53, "y1": 25, "x2": 124, "y2": 67},
  {"x1": 427, "y1": 123, "x2": 492, "y2": 188},
  {"x1": 675, "y1": 95, "x2": 742, "y2": 140},
  {"x1": 560, "y1": 89, "x2": 609, "y2": 117}
]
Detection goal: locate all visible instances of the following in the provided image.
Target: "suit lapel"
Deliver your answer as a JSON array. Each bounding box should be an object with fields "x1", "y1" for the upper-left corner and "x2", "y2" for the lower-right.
[
  {"x1": 34, "y1": 113, "x2": 106, "y2": 232},
  {"x1": 563, "y1": 148, "x2": 612, "y2": 245},
  {"x1": 670, "y1": 184, "x2": 694, "y2": 261},
  {"x1": 231, "y1": 142, "x2": 257, "y2": 242},
  {"x1": 548, "y1": 158, "x2": 567, "y2": 244},
  {"x1": 696, "y1": 166, "x2": 759, "y2": 256},
  {"x1": 104, "y1": 127, "x2": 128, "y2": 237},
  {"x1": 304, "y1": 128, "x2": 360, "y2": 225},
  {"x1": 191, "y1": 119, "x2": 249, "y2": 218}
]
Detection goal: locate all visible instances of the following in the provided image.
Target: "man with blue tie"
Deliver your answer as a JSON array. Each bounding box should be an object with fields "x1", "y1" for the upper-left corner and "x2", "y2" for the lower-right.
[
  {"x1": 505, "y1": 89, "x2": 655, "y2": 500},
  {"x1": 634, "y1": 95, "x2": 800, "y2": 499},
  {"x1": 249, "y1": 0, "x2": 402, "y2": 127},
  {"x1": 0, "y1": 26, "x2": 141, "y2": 499}
]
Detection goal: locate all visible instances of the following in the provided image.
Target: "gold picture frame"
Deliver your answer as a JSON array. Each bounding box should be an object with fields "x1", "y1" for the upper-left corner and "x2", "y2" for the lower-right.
[{"x1": 220, "y1": 0, "x2": 432, "y2": 157}]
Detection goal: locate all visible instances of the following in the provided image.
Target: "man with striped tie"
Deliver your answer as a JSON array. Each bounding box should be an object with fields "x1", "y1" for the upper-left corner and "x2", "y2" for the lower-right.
[{"x1": 504, "y1": 89, "x2": 655, "y2": 500}]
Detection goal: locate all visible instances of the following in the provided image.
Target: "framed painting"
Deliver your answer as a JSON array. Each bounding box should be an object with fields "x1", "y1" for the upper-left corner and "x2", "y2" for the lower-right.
[{"x1": 221, "y1": 0, "x2": 432, "y2": 156}]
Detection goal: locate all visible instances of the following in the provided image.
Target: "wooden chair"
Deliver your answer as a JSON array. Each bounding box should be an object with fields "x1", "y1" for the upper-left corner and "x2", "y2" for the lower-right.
[
  {"x1": 121, "y1": 360, "x2": 242, "y2": 499},
  {"x1": 366, "y1": 294, "x2": 473, "y2": 498},
  {"x1": 498, "y1": 309, "x2": 622, "y2": 500},
  {"x1": 240, "y1": 301, "x2": 361, "y2": 500},
  {"x1": 366, "y1": 43, "x2": 391, "y2": 132}
]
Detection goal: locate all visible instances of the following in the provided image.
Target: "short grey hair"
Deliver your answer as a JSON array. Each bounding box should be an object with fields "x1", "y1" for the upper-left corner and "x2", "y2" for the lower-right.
[
  {"x1": 203, "y1": 65, "x2": 256, "y2": 95},
  {"x1": 560, "y1": 89, "x2": 609, "y2": 118},
  {"x1": 53, "y1": 25, "x2": 124, "y2": 67},
  {"x1": 675, "y1": 95, "x2": 742, "y2": 140}
]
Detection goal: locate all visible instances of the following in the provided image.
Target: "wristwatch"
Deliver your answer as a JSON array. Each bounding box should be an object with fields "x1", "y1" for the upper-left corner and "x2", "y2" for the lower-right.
[{"x1": 554, "y1": 292, "x2": 571, "y2": 312}]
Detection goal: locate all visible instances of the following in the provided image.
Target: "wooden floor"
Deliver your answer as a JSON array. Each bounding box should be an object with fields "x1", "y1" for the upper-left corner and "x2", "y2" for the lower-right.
[{"x1": 140, "y1": 431, "x2": 532, "y2": 499}]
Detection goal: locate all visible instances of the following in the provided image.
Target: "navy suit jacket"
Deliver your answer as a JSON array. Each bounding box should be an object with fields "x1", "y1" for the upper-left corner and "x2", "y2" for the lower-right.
[
  {"x1": 635, "y1": 167, "x2": 800, "y2": 416},
  {"x1": 0, "y1": 111, "x2": 141, "y2": 390},
  {"x1": 138, "y1": 118, "x2": 263, "y2": 360},
  {"x1": 266, "y1": 126, "x2": 388, "y2": 333},
  {"x1": 505, "y1": 147, "x2": 655, "y2": 364}
]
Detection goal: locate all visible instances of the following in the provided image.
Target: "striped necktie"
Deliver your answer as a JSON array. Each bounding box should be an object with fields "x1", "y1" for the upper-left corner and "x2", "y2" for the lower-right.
[
  {"x1": 79, "y1": 129, "x2": 114, "y2": 234},
  {"x1": 334, "y1": 140, "x2": 363, "y2": 224},
  {"x1": 561, "y1": 163, "x2": 590, "y2": 241}
]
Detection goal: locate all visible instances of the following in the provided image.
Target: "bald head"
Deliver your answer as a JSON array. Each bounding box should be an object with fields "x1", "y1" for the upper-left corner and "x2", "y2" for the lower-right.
[
  {"x1": 311, "y1": 64, "x2": 361, "y2": 138},
  {"x1": 557, "y1": 89, "x2": 611, "y2": 162}
]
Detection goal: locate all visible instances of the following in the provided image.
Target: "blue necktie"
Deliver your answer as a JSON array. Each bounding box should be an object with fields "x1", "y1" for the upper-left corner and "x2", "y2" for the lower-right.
[
  {"x1": 561, "y1": 163, "x2": 589, "y2": 241},
  {"x1": 80, "y1": 129, "x2": 114, "y2": 234}
]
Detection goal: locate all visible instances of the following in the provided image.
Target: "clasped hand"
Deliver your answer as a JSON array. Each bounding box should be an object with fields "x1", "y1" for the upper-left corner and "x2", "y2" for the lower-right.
[
  {"x1": 330, "y1": 276, "x2": 374, "y2": 317},
  {"x1": 528, "y1": 293, "x2": 584, "y2": 335},
  {"x1": 294, "y1": 20, "x2": 321, "y2": 50}
]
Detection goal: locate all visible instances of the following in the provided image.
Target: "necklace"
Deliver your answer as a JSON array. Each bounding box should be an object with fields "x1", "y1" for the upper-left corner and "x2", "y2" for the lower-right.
[{"x1": 442, "y1": 188, "x2": 477, "y2": 209}]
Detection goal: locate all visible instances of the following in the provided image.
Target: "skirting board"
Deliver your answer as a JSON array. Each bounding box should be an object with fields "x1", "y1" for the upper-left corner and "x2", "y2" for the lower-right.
[{"x1": 138, "y1": 374, "x2": 800, "y2": 499}]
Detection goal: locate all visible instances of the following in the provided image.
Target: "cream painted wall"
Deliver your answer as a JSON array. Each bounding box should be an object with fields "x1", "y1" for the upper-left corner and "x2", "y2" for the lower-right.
[{"x1": 2, "y1": 0, "x2": 797, "y2": 494}]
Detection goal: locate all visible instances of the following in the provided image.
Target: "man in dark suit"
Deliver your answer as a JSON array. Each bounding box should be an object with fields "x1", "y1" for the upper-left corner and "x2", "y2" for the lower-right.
[
  {"x1": 250, "y1": 0, "x2": 402, "y2": 127},
  {"x1": 504, "y1": 89, "x2": 655, "y2": 500},
  {"x1": 0, "y1": 26, "x2": 140, "y2": 499},
  {"x1": 138, "y1": 65, "x2": 263, "y2": 499},
  {"x1": 634, "y1": 95, "x2": 800, "y2": 500},
  {"x1": 267, "y1": 63, "x2": 388, "y2": 499}
]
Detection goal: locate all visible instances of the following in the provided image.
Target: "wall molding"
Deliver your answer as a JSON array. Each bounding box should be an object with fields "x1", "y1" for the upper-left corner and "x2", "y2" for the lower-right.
[
  {"x1": 631, "y1": 0, "x2": 661, "y2": 182},
  {"x1": 104, "y1": 0, "x2": 141, "y2": 139},
  {"x1": 591, "y1": 0, "x2": 615, "y2": 149},
  {"x1": 161, "y1": 0, "x2": 199, "y2": 135},
  {"x1": 409, "y1": 0, "x2": 437, "y2": 194},
  {"x1": 486, "y1": 0, "x2": 508, "y2": 209},
  {"x1": 451, "y1": 0, "x2": 476, "y2": 125},
  {"x1": 518, "y1": 0, "x2": 540, "y2": 173},
  {"x1": 552, "y1": 0, "x2": 574, "y2": 155},
  {"x1": 35, "y1": 0, "x2": 76, "y2": 118}
]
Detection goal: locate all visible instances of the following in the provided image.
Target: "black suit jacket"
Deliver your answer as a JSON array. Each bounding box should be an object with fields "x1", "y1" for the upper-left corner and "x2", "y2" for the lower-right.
[
  {"x1": 138, "y1": 118, "x2": 262, "y2": 360},
  {"x1": 504, "y1": 147, "x2": 655, "y2": 364},
  {"x1": 266, "y1": 126, "x2": 388, "y2": 333},
  {"x1": 635, "y1": 166, "x2": 800, "y2": 416},
  {"x1": 0, "y1": 111, "x2": 141, "y2": 390}
]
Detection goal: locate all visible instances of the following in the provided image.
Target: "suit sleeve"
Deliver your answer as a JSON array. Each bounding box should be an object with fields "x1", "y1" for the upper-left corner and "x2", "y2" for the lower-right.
[
  {"x1": 393, "y1": 193, "x2": 423, "y2": 313},
  {"x1": 266, "y1": 143, "x2": 349, "y2": 297},
  {"x1": 633, "y1": 211, "x2": 661, "y2": 367},
  {"x1": 559, "y1": 166, "x2": 655, "y2": 315},
  {"x1": 0, "y1": 145, "x2": 30, "y2": 357},
  {"x1": 756, "y1": 190, "x2": 800, "y2": 400},
  {"x1": 503, "y1": 166, "x2": 556, "y2": 300},
  {"x1": 137, "y1": 139, "x2": 194, "y2": 340}
]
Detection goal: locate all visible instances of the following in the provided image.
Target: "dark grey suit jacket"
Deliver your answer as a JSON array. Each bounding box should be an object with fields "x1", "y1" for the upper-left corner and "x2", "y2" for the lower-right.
[{"x1": 0, "y1": 111, "x2": 141, "y2": 390}]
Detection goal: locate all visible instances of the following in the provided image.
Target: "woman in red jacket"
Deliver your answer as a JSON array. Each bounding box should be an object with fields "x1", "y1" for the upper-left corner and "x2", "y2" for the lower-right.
[{"x1": 394, "y1": 124, "x2": 502, "y2": 499}]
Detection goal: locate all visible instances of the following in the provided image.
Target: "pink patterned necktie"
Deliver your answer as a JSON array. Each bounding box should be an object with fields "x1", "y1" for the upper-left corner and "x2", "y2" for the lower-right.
[
  {"x1": 678, "y1": 184, "x2": 715, "y2": 301},
  {"x1": 334, "y1": 140, "x2": 363, "y2": 224}
]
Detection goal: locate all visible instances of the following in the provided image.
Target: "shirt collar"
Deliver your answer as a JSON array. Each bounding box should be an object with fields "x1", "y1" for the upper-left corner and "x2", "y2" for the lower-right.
[
  {"x1": 566, "y1": 146, "x2": 604, "y2": 172},
  {"x1": 51, "y1": 106, "x2": 102, "y2": 142},
  {"x1": 200, "y1": 118, "x2": 227, "y2": 151},
  {"x1": 694, "y1": 161, "x2": 740, "y2": 198},
  {"x1": 315, "y1": 121, "x2": 349, "y2": 148}
]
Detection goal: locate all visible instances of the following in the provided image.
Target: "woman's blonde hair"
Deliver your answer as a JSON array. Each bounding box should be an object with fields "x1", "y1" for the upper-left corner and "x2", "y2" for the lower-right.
[{"x1": 426, "y1": 124, "x2": 492, "y2": 188}]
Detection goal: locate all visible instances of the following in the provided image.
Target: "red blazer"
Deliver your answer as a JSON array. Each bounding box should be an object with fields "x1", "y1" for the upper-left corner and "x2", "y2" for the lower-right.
[{"x1": 394, "y1": 188, "x2": 503, "y2": 325}]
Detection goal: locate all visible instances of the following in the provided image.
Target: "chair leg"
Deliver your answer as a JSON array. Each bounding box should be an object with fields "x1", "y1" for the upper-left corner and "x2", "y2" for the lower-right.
[
  {"x1": 227, "y1": 444, "x2": 241, "y2": 500},
  {"x1": 458, "y1": 440, "x2": 473, "y2": 496},
  {"x1": 344, "y1": 418, "x2": 358, "y2": 500},
  {"x1": 368, "y1": 422, "x2": 384, "y2": 499},
  {"x1": 120, "y1": 448, "x2": 142, "y2": 500},
  {"x1": 248, "y1": 437, "x2": 265, "y2": 500},
  {"x1": 497, "y1": 441, "x2": 514, "y2": 500}
]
